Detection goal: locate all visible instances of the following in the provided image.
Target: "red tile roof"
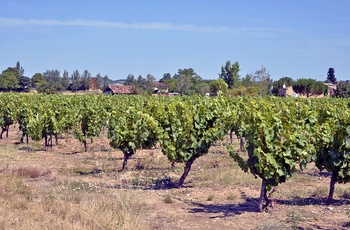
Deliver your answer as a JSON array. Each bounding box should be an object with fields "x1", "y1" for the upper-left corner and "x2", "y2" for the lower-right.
[
  {"x1": 107, "y1": 84, "x2": 133, "y2": 94},
  {"x1": 153, "y1": 82, "x2": 168, "y2": 88}
]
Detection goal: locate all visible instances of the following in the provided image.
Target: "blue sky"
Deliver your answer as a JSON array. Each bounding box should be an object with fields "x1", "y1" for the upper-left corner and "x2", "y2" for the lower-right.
[{"x1": 0, "y1": 0, "x2": 349, "y2": 81}]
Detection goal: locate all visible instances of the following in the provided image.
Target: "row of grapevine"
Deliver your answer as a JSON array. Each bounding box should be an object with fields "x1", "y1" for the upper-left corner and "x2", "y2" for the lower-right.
[
  {"x1": 1, "y1": 93, "x2": 350, "y2": 208},
  {"x1": 0, "y1": 93, "x2": 229, "y2": 187},
  {"x1": 227, "y1": 97, "x2": 350, "y2": 211}
]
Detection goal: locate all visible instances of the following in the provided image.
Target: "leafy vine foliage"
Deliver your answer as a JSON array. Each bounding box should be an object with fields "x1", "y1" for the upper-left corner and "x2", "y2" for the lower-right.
[
  {"x1": 108, "y1": 99, "x2": 161, "y2": 170},
  {"x1": 1, "y1": 93, "x2": 350, "y2": 208},
  {"x1": 155, "y1": 96, "x2": 229, "y2": 187}
]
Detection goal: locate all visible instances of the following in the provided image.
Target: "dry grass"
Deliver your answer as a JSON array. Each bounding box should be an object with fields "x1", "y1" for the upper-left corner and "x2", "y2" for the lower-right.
[
  {"x1": 1, "y1": 127, "x2": 350, "y2": 229},
  {"x1": 0, "y1": 172, "x2": 149, "y2": 230}
]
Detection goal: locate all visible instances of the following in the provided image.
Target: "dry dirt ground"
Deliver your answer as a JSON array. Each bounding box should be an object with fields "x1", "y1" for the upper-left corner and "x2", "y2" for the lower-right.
[{"x1": 1, "y1": 125, "x2": 350, "y2": 229}]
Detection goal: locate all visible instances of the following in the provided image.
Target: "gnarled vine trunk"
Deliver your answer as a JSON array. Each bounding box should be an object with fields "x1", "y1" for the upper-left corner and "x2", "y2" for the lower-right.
[
  {"x1": 327, "y1": 170, "x2": 338, "y2": 205},
  {"x1": 121, "y1": 150, "x2": 135, "y2": 171},
  {"x1": 258, "y1": 179, "x2": 267, "y2": 212},
  {"x1": 177, "y1": 158, "x2": 195, "y2": 187}
]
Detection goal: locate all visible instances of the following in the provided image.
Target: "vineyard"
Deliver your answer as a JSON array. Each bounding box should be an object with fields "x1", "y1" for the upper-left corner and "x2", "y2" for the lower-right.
[{"x1": 1, "y1": 93, "x2": 350, "y2": 229}]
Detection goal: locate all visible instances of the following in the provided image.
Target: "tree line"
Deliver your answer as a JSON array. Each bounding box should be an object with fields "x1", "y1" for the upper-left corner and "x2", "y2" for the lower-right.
[
  {"x1": 0, "y1": 62, "x2": 110, "y2": 94},
  {"x1": 0, "y1": 61, "x2": 347, "y2": 97}
]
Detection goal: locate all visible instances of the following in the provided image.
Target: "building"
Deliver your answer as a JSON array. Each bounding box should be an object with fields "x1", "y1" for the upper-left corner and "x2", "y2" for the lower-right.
[
  {"x1": 323, "y1": 83, "x2": 337, "y2": 97},
  {"x1": 103, "y1": 84, "x2": 134, "y2": 95},
  {"x1": 152, "y1": 82, "x2": 169, "y2": 95},
  {"x1": 279, "y1": 83, "x2": 337, "y2": 98}
]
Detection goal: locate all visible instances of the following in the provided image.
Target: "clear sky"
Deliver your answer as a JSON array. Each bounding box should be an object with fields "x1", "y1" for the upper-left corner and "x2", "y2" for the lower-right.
[{"x1": 0, "y1": 0, "x2": 349, "y2": 81}]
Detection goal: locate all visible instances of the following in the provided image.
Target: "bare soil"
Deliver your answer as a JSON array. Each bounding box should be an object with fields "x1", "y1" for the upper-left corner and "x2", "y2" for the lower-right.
[{"x1": 1, "y1": 125, "x2": 350, "y2": 229}]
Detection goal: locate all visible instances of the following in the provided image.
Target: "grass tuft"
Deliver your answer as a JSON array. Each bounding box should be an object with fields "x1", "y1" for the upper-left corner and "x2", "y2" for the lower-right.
[
  {"x1": 163, "y1": 194, "x2": 174, "y2": 204},
  {"x1": 207, "y1": 194, "x2": 215, "y2": 201}
]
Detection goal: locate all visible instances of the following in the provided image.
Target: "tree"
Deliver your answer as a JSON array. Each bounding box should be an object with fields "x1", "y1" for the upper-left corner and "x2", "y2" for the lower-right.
[
  {"x1": 18, "y1": 76, "x2": 31, "y2": 91},
  {"x1": 190, "y1": 75, "x2": 207, "y2": 95},
  {"x1": 137, "y1": 75, "x2": 147, "y2": 90},
  {"x1": 162, "y1": 78, "x2": 176, "y2": 92},
  {"x1": 36, "y1": 82, "x2": 56, "y2": 94},
  {"x1": 80, "y1": 70, "x2": 91, "y2": 90},
  {"x1": 219, "y1": 61, "x2": 240, "y2": 89},
  {"x1": 125, "y1": 74, "x2": 136, "y2": 85},
  {"x1": 3, "y1": 65, "x2": 30, "y2": 92},
  {"x1": 272, "y1": 77, "x2": 294, "y2": 96},
  {"x1": 146, "y1": 74, "x2": 156, "y2": 92},
  {"x1": 173, "y1": 68, "x2": 200, "y2": 95},
  {"x1": 102, "y1": 75, "x2": 109, "y2": 91},
  {"x1": 62, "y1": 70, "x2": 70, "y2": 90},
  {"x1": 43, "y1": 69, "x2": 64, "y2": 93},
  {"x1": 175, "y1": 74, "x2": 192, "y2": 95},
  {"x1": 71, "y1": 70, "x2": 80, "y2": 92},
  {"x1": 2, "y1": 67, "x2": 20, "y2": 82},
  {"x1": 253, "y1": 66, "x2": 271, "y2": 95},
  {"x1": 95, "y1": 73, "x2": 102, "y2": 90},
  {"x1": 241, "y1": 74, "x2": 254, "y2": 87},
  {"x1": 159, "y1": 73, "x2": 172, "y2": 83},
  {"x1": 335, "y1": 81, "x2": 350, "y2": 98},
  {"x1": 292, "y1": 78, "x2": 327, "y2": 97},
  {"x1": 273, "y1": 76, "x2": 294, "y2": 89},
  {"x1": 15, "y1": 61, "x2": 24, "y2": 78},
  {"x1": 327, "y1": 68, "x2": 336, "y2": 84},
  {"x1": 209, "y1": 78, "x2": 228, "y2": 95},
  {"x1": 0, "y1": 72, "x2": 18, "y2": 91},
  {"x1": 31, "y1": 73, "x2": 47, "y2": 89},
  {"x1": 174, "y1": 68, "x2": 198, "y2": 79}
]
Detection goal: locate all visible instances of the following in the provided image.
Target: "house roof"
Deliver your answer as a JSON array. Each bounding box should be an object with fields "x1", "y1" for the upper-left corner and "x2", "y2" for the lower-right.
[
  {"x1": 107, "y1": 84, "x2": 133, "y2": 94},
  {"x1": 153, "y1": 82, "x2": 168, "y2": 88},
  {"x1": 323, "y1": 83, "x2": 337, "y2": 90}
]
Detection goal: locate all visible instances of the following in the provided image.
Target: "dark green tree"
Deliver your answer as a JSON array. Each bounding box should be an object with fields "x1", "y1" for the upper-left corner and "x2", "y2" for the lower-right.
[
  {"x1": 219, "y1": 60, "x2": 240, "y2": 89},
  {"x1": 18, "y1": 76, "x2": 31, "y2": 91},
  {"x1": 273, "y1": 76, "x2": 294, "y2": 88},
  {"x1": 292, "y1": 78, "x2": 327, "y2": 97},
  {"x1": 327, "y1": 68, "x2": 336, "y2": 84},
  {"x1": 174, "y1": 68, "x2": 198, "y2": 79}
]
